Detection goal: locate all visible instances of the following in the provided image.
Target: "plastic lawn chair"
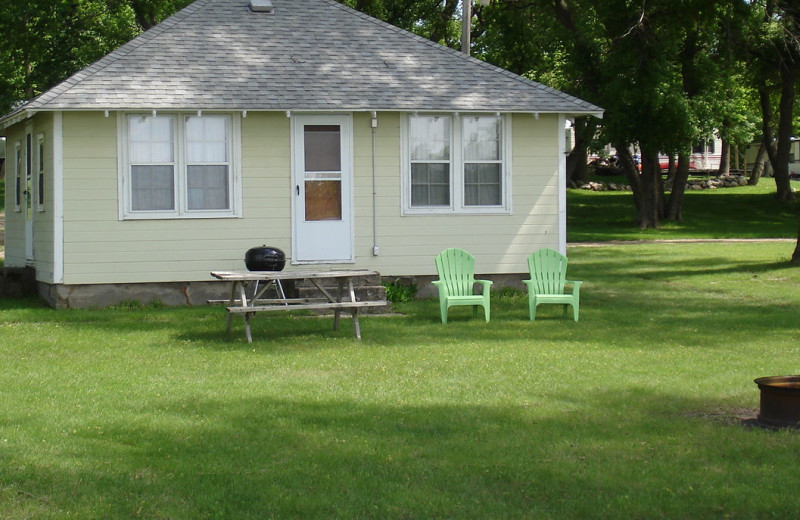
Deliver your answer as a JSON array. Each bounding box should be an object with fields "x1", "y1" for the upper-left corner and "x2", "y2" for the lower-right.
[
  {"x1": 524, "y1": 248, "x2": 582, "y2": 321},
  {"x1": 432, "y1": 248, "x2": 492, "y2": 324}
]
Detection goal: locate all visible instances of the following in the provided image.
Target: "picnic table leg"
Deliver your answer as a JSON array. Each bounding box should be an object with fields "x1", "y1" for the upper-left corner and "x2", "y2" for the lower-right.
[
  {"x1": 244, "y1": 312, "x2": 253, "y2": 343},
  {"x1": 347, "y1": 279, "x2": 361, "y2": 339},
  {"x1": 225, "y1": 281, "x2": 239, "y2": 334},
  {"x1": 333, "y1": 278, "x2": 344, "y2": 331},
  {"x1": 236, "y1": 281, "x2": 254, "y2": 342},
  {"x1": 352, "y1": 308, "x2": 362, "y2": 339}
]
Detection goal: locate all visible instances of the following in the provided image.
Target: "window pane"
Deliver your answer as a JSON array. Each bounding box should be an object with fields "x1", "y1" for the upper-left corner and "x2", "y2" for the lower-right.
[
  {"x1": 410, "y1": 116, "x2": 450, "y2": 161},
  {"x1": 187, "y1": 165, "x2": 229, "y2": 210},
  {"x1": 304, "y1": 125, "x2": 341, "y2": 172},
  {"x1": 411, "y1": 163, "x2": 450, "y2": 206},
  {"x1": 186, "y1": 116, "x2": 228, "y2": 163},
  {"x1": 464, "y1": 163, "x2": 501, "y2": 206},
  {"x1": 129, "y1": 116, "x2": 174, "y2": 163},
  {"x1": 464, "y1": 116, "x2": 501, "y2": 161},
  {"x1": 305, "y1": 180, "x2": 342, "y2": 221},
  {"x1": 131, "y1": 165, "x2": 175, "y2": 210}
]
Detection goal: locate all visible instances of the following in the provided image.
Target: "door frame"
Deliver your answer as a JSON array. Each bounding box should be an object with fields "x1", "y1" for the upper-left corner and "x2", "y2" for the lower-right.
[{"x1": 290, "y1": 113, "x2": 355, "y2": 264}]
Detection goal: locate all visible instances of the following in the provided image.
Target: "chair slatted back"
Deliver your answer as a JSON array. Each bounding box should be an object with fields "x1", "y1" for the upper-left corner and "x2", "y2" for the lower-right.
[
  {"x1": 528, "y1": 248, "x2": 568, "y2": 295},
  {"x1": 435, "y1": 248, "x2": 477, "y2": 297}
]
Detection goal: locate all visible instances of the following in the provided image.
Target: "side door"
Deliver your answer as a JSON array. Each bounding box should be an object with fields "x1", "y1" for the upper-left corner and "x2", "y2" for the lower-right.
[{"x1": 292, "y1": 114, "x2": 354, "y2": 263}]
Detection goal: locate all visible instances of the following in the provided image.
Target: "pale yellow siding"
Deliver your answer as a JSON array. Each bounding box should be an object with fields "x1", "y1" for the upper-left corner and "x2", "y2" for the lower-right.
[
  {"x1": 351, "y1": 112, "x2": 561, "y2": 276},
  {"x1": 61, "y1": 112, "x2": 293, "y2": 284},
  {"x1": 51, "y1": 110, "x2": 561, "y2": 284},
  {"x1": 2, "y1": 112, "x2": 57, "y2": 280},
  {"x1": 2, "y1": 123, "x2": 25, "y2": 268}
]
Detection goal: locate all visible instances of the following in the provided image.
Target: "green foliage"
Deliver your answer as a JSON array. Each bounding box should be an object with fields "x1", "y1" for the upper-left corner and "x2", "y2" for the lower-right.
[
  {"x1": 338, "y1": 0, "x2": 462, "y2": 47},
  {"x1": 382, "y1": 278, "x2": 417, "y2": 303},
  {"x1": 0, "y1": 0, "x2": 192, "y2": 114},
  {"x1": 2, "y1": 243, "x2": 800, "y2": 518},
  {"x1": 492, "y1": 285, "x2": 526, "y2": 303}
]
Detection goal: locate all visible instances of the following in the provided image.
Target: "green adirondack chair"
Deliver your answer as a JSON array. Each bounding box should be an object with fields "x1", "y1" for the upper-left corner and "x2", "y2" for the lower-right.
[
  {"x1": 432, "y1": 248, "x2": 492, "y2": 324},
  {"x1": 524, "y1": 248, "x2": 582, "y2": 321}
]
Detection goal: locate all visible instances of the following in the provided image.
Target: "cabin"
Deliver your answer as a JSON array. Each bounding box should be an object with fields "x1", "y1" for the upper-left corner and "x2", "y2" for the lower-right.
[{"x1": 0, "y1": 0, "x2": 602, "y2": 308}]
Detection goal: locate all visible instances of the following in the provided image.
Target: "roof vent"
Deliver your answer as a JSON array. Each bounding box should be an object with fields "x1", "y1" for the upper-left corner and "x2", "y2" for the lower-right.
[{"x1": 249, "y1": 0, "x2": 274, "y2": 13}]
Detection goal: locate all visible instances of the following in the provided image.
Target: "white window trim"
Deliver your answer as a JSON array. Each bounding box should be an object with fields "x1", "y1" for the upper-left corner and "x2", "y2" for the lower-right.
[
  {"x1": 401, "y1": 113, "x2": 512, "y2": 215},
  {"x1": 117, "y1": 112, "x2": 242, "y2": 220}
]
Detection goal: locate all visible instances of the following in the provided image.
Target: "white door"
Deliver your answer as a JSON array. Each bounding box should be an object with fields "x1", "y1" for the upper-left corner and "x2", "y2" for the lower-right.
[{"x1": 292, "y1": 115, "x2": 353, "y2": 263}]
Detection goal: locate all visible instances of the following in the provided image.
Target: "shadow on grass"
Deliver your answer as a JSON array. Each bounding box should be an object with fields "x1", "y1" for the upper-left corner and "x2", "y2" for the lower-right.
[{"x1": 5, "y1": 389, "x2": 799, "y2": 519}]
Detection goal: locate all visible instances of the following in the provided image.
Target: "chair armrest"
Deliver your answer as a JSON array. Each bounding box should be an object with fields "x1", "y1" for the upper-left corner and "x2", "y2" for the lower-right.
[
  {"x1": 474, "y1": 279, "x2": 493, "y2": 294},
  {"x1": 432, "y1": 280, "x2": 449, "y2": 297},
  {"x1": 566, "y1": 280, "x2": 583, "y2": 295}
]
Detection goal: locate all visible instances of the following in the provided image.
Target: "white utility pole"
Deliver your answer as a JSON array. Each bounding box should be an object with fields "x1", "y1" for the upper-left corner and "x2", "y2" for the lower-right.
[
  {"x1": 461, "y1": 0, "x2": 472, "y2": 54},
  {"x1": 461, "y1": 0, "x2": 490, "y2": 56}
]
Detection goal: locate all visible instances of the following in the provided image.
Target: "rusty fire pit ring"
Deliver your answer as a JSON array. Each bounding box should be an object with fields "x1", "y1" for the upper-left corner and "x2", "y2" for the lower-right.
[{"x1": 754, "y1": 376, "x2": 800, "y2": 428}]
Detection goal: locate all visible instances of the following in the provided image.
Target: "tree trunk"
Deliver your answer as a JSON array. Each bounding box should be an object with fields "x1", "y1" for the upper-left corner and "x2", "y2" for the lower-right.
[
  {"x1": 793, "y1": 221, "x2": 800, "y2": 264},
  {"x1": 717, "y1": 139, "x2": 731, "y2": 176},
  {"x1": 773, "y1": 66, "x2": 796, "y2": 201},
  {"x1": 748, "y1": 143, "x2": 767, "y2": 185},
  {"x1": 566, "y1": 146, "x2": 588, "y2": 186},
  {"x1": 665, "y1": 151, "x2": 692, "y2": 221},
  {"x1": 566, "y1": 117, "x2": 597, "y2": 186},
  {"x1": 638, "y1": 148, "x2": 663, "y2": 229},
  {"x1": 667, "y1": 155, "x2": 677, "y2": 180},
  {"x1": 614, "y1": 142, "x2": 642, "y2": 217},
  {"x1": 759, "y1": 88, "x2": 779, "y2": 172}
]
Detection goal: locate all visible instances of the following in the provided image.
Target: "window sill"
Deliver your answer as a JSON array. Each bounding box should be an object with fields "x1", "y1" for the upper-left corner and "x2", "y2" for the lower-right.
[
  {"x1": 120, "y1": 212, "x2": 241, "y2": 221},
  {"x1": 402, "y1": 207, "x2": 511, "y2": 216}
]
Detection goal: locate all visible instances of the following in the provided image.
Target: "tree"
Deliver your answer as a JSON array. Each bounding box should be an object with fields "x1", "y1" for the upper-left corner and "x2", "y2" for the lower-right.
[
  {"x1": 745, "y1": 0, "x2": 800, "y2": 202},
  {"x1": 340, "y1": 0, "x2": 462, "y2": 47},
  {"x1": 0, "y1": 0, "x2": 192, "y2": 115}
]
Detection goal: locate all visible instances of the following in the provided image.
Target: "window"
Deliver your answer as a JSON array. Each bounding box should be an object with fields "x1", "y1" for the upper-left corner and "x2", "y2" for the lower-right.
[
  {"x1": 14, "y1": 142, "x2": 21, "y2": 212},
  {"x1": 463, "y1": 116, "x2": 502, "y2": 206},
  {"x1": 36, "y1": 134, "x2": 45, "y2": 211},
  {"x1": 409, "y1": 115, "x2": 451, "y2": 207},
  {"x1": 121, "y1": 113, "x2": 240, "y2": 219},
  {"x1": 693, "y1": 140, "x2": 715, "y2": 155},
  {"x1": 403, "y1": 113, "x2": 510, "y2": 214}
]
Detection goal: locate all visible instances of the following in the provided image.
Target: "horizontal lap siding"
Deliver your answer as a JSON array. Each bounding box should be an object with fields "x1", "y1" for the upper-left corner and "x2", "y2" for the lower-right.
[
  {"x1": 59, "y1": 111, "x2": 559, "y2": 284},
  {"x1": 3, "y1": 124, "x2": 25, "y2": 267},
  {"x1": 61, "y1": 112, "x2": 291, "y2": 284},
  {"x1": 3, "y1": 113, "x2": 57, "y2": 278},
  {"x1": 33, "y1": 113, "x2": 56, "y2": 282},
  {"x1": 352, "y1": 113, "x2": 560, "y2": 276}
]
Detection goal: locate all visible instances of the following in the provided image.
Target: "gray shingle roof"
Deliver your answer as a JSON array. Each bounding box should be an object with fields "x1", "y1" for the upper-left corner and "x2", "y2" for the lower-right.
[{"x1": 13, "y1": 0, "x2": 602, "y2": 115}]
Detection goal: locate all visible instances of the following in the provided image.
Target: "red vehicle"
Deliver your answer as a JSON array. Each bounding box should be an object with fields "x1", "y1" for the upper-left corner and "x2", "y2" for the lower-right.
[{"x1": 660, "y1": 157, "x2": 697, "y2": 171}]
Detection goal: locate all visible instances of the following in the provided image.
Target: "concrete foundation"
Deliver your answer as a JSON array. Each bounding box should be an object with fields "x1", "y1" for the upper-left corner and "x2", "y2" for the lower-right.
[
  {"x1": 39, "y1": 280, "x2": 231, "y2": 309},
  {"x1": 27, "y1": 272, "x2": 529, "y2": 309}
]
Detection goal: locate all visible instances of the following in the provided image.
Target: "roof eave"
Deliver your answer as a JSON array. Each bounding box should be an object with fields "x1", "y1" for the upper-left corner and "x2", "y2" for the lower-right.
[
  {"x1": 0, "y1": 108, "x2": 32, "y2": 130},
  {"x1": 7, "y1": 106, "x2": 604, "y2": 118}
]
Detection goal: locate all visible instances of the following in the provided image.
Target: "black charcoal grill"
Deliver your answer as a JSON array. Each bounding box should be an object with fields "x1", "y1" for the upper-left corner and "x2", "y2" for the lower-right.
[{"x1": 245, "y1": 245, "x2": 286, "y2": 271}]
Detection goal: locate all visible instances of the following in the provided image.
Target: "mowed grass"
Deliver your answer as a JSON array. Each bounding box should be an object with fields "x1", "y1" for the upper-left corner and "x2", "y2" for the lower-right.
[
  {"x1": 2, "y1": 242, "x2": 800, "y2": 519},
  {"x1": 568, "y1": 176, "x2": 800, "y2": 242}
]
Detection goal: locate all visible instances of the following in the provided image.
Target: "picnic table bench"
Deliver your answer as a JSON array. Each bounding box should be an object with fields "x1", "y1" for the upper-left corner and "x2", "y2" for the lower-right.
[{"x1": 210, "y1": 269, "x2": 387, "y2": 342}]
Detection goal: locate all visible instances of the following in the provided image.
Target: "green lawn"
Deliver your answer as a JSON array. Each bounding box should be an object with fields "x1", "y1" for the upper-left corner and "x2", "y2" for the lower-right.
[
  {"x1": 2, "y1": 242, "x2": 800, "y2": 519},
  {"x1": 568, "y1": 176, "x2": 800, "y2": 242}
]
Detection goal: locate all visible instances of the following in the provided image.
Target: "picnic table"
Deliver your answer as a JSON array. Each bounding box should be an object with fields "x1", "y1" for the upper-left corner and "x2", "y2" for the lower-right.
[{"x1": 210, "y1": 269, "x2": 387, "y2": 342}]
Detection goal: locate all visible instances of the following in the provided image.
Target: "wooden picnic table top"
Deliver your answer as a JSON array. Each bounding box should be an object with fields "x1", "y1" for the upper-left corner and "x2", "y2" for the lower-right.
[{"x1": 210, "y1": 269, "x2": 378, "y2": 282}]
